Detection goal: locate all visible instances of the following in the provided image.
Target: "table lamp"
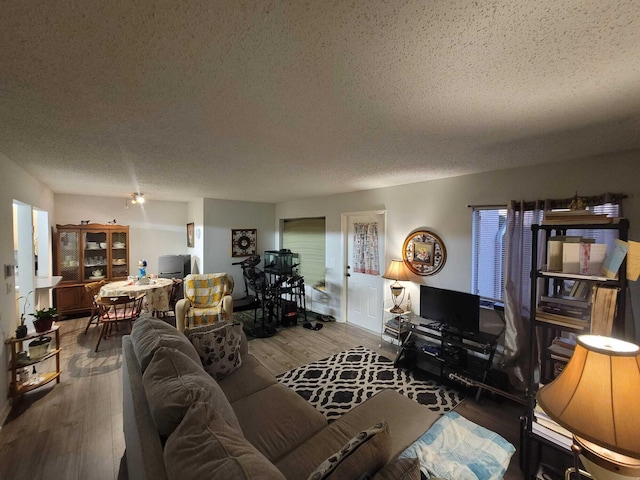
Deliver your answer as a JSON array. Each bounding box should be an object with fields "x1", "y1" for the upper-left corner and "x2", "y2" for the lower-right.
[
  {"x1": 537, "y1": 335, "x2": 640, "y2": 480},
  {"x1": 382, "y1": 259, "x2": 410, "y2": 313}
]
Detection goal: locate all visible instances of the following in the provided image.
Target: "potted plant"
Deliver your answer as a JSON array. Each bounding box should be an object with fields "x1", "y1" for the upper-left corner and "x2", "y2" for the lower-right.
[
  {"x1": 15, "y1": 291, "x2": 32, "y2": 339},
  {"x1": 16, "y1": 313, "x2": 27, "y2": 339},
  {"x1": 30, "y1": 307, "x2": 58, "y2": 333}
]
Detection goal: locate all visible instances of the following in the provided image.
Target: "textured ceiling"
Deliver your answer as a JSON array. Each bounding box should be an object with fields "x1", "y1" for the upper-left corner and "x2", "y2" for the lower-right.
[{"x1": 1, "y1": 1, "x2": 639, "y2": 203}]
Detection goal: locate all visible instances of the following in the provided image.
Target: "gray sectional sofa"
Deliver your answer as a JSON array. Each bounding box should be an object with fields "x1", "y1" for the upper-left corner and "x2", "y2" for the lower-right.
[{"x1": 122, "y1": 317, "x2": 441, "y2": 479}]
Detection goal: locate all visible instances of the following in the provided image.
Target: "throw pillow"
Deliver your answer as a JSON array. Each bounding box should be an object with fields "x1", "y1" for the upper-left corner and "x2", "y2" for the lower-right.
[
  {"x1": 142, "y1": 346, "x2": 241, "y2": 438},
  {"x1": 307, "y1": 421, "x2": 392, "y2": 480},
  {"x1": 185, "y1": 321, "x2": 243, "y2": 380},
  {"x1": 164, "y1": 402, "x2": 286, "y2": 480}
]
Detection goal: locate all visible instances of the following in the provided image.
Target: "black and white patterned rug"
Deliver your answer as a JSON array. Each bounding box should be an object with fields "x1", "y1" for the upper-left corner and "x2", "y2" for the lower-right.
[{"x1": 276, "y1": 346, "x2": 465, "y2": 422}]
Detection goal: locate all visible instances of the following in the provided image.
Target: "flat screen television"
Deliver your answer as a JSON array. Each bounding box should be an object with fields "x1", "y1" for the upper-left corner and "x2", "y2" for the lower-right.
[{"x1": 419, "y1": 285, "x2": 480, "y2": 334}]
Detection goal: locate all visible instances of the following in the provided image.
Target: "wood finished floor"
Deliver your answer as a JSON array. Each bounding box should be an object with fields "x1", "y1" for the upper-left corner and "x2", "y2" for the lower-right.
[{"x1": 0, "y1": 315, "x2": 525, "y2": 480}]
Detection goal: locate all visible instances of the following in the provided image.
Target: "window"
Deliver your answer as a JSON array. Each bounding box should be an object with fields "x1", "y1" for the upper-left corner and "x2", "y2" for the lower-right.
[
  {"x1": 472, "y1": 203, "x2": 621, "y2": 303},
  {"x1": 282, "y1": 218, "x2": 326, "y2": 286},
  {"x1": 472, "y1": 208, "x2": 507, "y2": 301}
]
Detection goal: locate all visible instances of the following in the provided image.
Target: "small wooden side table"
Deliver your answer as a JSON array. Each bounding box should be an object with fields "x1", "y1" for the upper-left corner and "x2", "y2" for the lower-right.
[{"x1": 5, "y1": 325, "x2": 61, "y2": 400}]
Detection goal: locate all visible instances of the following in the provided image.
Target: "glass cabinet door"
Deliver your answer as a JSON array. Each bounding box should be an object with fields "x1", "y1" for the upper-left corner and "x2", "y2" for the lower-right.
[
  {"x1": 111, "y1": 230, "x2": 128, "y2": 278},
  {"x1": 59, "y1": 231, "x2": 80, "y2": 282},
  {"x1": 83, "y1": 230, "x2": 108, "y2": 281}
]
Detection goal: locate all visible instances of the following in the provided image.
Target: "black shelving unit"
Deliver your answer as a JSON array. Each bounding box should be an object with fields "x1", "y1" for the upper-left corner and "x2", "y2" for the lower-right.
[
  {"x1": 521, "y1": 218, "x2": 629, "y2": 479},
  {"x1": 394, "y1": 319, "x2": 500, "y2": 401}
]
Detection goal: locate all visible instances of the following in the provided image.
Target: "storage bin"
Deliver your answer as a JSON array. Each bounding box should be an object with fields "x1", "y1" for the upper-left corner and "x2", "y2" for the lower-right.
[{"x1": 29, "y1": 336, "x2": 52, "y2": 358}]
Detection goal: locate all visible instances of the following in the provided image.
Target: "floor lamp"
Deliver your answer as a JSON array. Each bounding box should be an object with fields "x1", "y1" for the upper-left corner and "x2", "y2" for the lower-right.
[
  {"x1": 537, "y1": 335, "x2": 640, "y2": 480},
  {"x1": 382, "y1": 259, "x2": 410, "y2": 313}
]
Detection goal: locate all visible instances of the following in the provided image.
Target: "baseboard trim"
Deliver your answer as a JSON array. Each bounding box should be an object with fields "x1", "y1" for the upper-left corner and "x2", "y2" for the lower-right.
[{"x1": 0, "y1": 399, "x2": 11, "y2": 429}]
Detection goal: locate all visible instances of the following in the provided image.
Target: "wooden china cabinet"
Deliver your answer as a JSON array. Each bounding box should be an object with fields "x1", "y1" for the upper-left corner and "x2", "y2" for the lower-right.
[{"x1": 53, "y1": 223, "x2": 130, "y2": 317}]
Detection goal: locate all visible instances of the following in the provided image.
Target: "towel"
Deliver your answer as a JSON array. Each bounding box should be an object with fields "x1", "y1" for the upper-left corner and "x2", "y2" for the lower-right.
[{"x1": 399, "y1": 411, "x2": 515, "y2": 480}]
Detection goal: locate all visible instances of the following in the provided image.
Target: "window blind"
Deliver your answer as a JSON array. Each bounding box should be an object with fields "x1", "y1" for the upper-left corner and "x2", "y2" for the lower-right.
[
  {"x1": 472, "y1": 208, "x2": 507, "y2": 301},
  {"x1": 282, "y1": 218, "x2": 326, "y2": 286}
]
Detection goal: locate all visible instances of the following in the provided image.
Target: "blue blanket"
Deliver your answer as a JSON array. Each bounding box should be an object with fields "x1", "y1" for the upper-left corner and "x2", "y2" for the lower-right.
[{"x1": 399, "y1": 412, "x2": 515, "y2": 480}]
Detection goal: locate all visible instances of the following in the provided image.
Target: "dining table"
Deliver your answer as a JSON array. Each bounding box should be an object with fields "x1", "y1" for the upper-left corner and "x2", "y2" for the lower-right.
[{"x1": 99, "y1": 277, "x2": 174, "y2": 316}]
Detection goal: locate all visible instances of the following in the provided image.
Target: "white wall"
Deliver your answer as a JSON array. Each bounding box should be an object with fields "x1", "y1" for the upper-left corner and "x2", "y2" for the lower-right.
[
  {"x1": 186, "y1": 199, "x2": 205, "y2": 274},
  {"x1": 0, "y1": 154, "x2": 55, "y2": 416},
  {"x1": 275, "y1": 152, "x2": 640, "y2": 336},
  {"x1": 202, "y1": 198, "x2": 276, "y2": 298},
  {"x1": 54, "y1": 194, "x2": 189, "y2": 275}
]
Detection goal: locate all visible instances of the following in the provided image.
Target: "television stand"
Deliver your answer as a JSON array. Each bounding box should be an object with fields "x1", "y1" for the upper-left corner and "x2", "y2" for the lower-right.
[{"x1": 394, "y1": 318, "x2": 499, "y2": 401}]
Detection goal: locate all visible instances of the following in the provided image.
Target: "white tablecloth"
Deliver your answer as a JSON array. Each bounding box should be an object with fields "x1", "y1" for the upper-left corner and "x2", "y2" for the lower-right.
[{"x1": 99, "y1": 278, "x2": 173, "y2": 313}]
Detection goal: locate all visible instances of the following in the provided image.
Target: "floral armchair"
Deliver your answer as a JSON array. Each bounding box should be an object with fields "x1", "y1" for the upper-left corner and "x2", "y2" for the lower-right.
[{"x1": 175, "y1": 273, "x2": 234, "y2": 332}]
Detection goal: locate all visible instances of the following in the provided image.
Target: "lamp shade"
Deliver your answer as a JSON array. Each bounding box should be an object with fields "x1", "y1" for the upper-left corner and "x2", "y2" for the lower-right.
[
  {"x1": 382, "y1": 259, "x2": 410, "y2": 281},
  {"x1": 537, "y1": 335, "x2": 640, "y2": 460}
]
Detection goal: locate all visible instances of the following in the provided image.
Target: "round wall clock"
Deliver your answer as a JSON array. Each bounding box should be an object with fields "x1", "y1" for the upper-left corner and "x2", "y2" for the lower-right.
[
  {"x1": 402, "y1": 230, "x2": 447, "y2": 276},
  {"x1": 231, "y1": 229, "x2": 257, "y2": 257}
]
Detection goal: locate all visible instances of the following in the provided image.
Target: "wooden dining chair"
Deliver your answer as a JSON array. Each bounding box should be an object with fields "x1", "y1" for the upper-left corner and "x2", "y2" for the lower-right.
[
  {"x1": 84, "y1": 279, "x2": 108, "y2": 334},
  {"x1": 94, "y1": 293, "x2": 145, "y2": 352},
  {"x1": 154, "y1": 278, "x2": 183, "y2": 323}
]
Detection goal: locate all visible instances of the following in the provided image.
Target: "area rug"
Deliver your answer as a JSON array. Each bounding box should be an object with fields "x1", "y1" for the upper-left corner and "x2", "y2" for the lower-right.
[{"x1": 276, "y1": 346, "x2": 465, "y2": 422}]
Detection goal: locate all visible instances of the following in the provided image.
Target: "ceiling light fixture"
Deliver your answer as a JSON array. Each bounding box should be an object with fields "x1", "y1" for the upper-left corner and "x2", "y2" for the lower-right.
[{"x1": 130, "y1": 193, "x2": 145, "y2": 204}]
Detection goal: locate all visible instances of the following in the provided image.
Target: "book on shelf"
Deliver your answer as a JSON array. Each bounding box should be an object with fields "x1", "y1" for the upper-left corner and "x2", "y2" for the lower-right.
[
  {"x1": 383, "y1": 323, "x2": 400, "y2": 334},
  {"x1": 385, "y1": 318, "x2": 401, "y2": 329},
  {"x1": 531, "y1": 420, "x2": 573, "y2": 449},
  {"x1": 538, "y1": 303, "x2": 590, "y2": 321},
  {"x1": 562, "y1": 242, "x2": 607, "y2": 275},
  {"x1": 601, "y1": 239, "x2": 629, "y2": 279},
  {"x1": 535, "y1": 310, "x2": 589, "y2": 330},
  {"x1": 540, "y1": 295, "x2": 590, "y2": 308},
  {"x1": 546, "y1": 236, "x2": 581, "y2": 272},
  {"x1": 589, "y1": 286, "x2": 618, "y2": 336},
  {"x1": 568, "y1": 280, "x2": 591, "y2": 299},
  {"x1": 542, "y1": 210, "x2": 614, "y2": 225},
  {"x1": 382, "y1": 332, "x2": 402, "y2": 346},
  {"x1": 552, "y1": 335, "x2": 577, "y2": 350},
  {"x1": 547, "y1": 343, "x2": 574, "y2": 360},
  {"x1": 534, "y1": 405, "x2": 573, "y2": 439}
]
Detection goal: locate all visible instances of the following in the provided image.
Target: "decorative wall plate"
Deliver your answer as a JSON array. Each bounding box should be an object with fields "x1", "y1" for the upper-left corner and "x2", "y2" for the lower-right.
[
  {"x1": 402, "y1": 230, "x2": 446, "y2": 276},
  {"x1": 231, "y1": 229, "x2": 257, "y2": 257}
]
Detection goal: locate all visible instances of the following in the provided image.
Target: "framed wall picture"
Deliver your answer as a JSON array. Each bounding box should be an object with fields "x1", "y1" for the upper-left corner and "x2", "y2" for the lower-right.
[
  {"x1": 402, "y1": 230, "x2": 446, "y2": 275},
  {"x1": 231, "y1": 229, "x2": 257, "y2": 257},
  {"x1": 187, "y1": 222, "x2": 195, "y2": 248}
]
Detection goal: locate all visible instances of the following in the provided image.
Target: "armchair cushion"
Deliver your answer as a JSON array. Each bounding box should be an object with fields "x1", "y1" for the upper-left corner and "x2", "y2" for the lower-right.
[
  {"x1": 184, "y1": 273, "x2": 234, "y2": 308},
  {"x1": 183, "y1": 273, "x2": 234, "y2": 328}
]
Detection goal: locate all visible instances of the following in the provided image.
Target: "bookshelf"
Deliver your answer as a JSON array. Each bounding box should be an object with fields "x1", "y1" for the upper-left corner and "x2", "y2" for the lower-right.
[{"x1": 520, "y1": 218, "x2": 630, "y2": 479}]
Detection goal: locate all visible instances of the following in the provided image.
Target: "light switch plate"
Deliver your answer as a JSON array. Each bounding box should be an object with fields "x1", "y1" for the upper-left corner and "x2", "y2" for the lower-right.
[{"x1": 4, "y1": 264, "x2": 14, "y2": 278}]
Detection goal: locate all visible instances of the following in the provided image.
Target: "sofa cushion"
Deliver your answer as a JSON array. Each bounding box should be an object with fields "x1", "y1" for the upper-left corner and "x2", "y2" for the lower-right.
[
  {"x1": 371, "y1": 457, "x2": 421, "y2": 480},
  {"x1": 231, "y1": 383, "x2": 327, "y2": 462},
  {"x1": 185, "y1": 321, "x2": 243, "y2": 380},
  {"x1": 142, "y1": 346, "x2": 241, "y2": 438},
  {"x1": 275, "y1": 389, "x2": 439, "y2": 479},
  {"x1": 164, "y1": 402, "x2": 286, "y2": 480},
  {"x1": 131, "y1": 316, "x2": 200, "y2": 372},
  {"x1": 307, "y1": 421, "x2": 391, "y2": 480},
  {"x1": 217, "y1": 354, "x2": 277, "y2": 403}
]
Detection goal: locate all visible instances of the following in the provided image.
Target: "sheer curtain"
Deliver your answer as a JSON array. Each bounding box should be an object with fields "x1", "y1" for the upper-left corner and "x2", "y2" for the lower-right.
[
  {"x1": 502, "y1": 200, "x2": 543, "y2": 390},
  {"x1": 353, "y1": 223, "x2": 380, "y2": 275}
]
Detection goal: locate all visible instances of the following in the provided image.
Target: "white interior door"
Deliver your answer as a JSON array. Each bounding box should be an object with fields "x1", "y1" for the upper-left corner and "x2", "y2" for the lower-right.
[{"x1": 345, "y1": 213, "x2": 385, "y2": 333}]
